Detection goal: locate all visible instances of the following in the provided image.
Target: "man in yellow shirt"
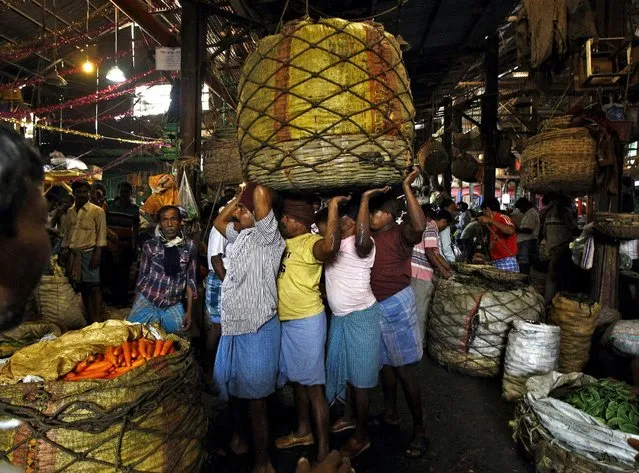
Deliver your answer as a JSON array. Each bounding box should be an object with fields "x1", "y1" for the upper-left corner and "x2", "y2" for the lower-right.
[{"x1": 275, "y1": 195, "x2": 348, "y2": 462}]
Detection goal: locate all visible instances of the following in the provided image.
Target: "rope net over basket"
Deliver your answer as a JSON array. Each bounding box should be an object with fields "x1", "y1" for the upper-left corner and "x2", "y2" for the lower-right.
[
  {"x1": 237, "y1": 17, "x2": 415, "y2": 192},
  {"x1": 0, "y1": 323, "x2": 206, "y2": 472},
  {"x1": 428, "y1": 275, "x2": 545, "y2": 378}
]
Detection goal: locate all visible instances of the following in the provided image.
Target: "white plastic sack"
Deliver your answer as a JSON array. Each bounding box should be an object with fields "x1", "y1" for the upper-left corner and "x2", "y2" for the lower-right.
[
  {"x1": 525, "y1": 372, "x2": 639, "y2": 466},
  {"x1": 503, "y1": 321, "x2": 560, "y2": 400},
  {"x1": 505, "y1": 321, "x2": 560, "y2": 377},
  {"x1": 605, "y1": 320, "x2": 639, "y2": 357}
]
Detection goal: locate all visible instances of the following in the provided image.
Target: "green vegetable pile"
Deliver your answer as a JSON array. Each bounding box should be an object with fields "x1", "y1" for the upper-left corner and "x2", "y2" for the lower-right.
[{"x1": 564, "y1": 380, "x2": 639, "y2": 435}]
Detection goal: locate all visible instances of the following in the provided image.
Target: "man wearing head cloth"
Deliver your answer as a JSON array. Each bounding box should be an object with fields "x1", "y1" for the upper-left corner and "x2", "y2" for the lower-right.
[
  {"x1": 317, "y1": 196, "x2": 382, "y2": 458},
  {"x1": 212, "y1": 183, "x2": 285, "y2": 473},
  {"x1": 275, "y1": 194, "x2": 348, "y2": 462}
]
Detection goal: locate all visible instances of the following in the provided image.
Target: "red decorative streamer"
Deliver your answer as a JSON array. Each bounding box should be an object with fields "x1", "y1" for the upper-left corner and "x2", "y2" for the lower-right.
[{"x1": 0, "y1": 71, "x2": 165, "y2": 119}]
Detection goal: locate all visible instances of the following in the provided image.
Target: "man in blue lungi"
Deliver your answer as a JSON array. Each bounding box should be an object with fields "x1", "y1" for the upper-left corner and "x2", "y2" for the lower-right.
[
  {"x1": 322, "y1": 196, "x2": 382, "y2": 459},
  {"x1": 368, "y1": 166, "x2": 429, "y2": 459},
  {"x1": 275, "y1": 195, "x2": 347, "y2": 462},
  {"x1": 213, "y1": 183, "x2": 285, "y2": 473}
]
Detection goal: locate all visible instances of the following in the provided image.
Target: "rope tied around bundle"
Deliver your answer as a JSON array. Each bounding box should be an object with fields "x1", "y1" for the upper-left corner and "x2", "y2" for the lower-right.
[
  {"x1": 237, "y1": 17, "x2": 415, "y2": 191},
  {"x1": 428, "y1": 273, "x2": 545, "y2": 378}
]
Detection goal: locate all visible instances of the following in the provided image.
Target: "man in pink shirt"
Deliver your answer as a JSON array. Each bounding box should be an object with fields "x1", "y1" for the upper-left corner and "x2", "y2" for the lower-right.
[{"x1": 321, "y1": 195, "x2": 381, "y2": 459}]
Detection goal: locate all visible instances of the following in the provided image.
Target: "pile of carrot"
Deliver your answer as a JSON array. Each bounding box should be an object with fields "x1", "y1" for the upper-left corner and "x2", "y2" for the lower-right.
[{"x1": 62, "y1": 338, "x2": 176, "y2": 381}]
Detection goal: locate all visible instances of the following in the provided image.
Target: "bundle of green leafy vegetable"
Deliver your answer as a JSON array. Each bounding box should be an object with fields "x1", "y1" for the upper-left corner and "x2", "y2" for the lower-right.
[{"x1": 562, "y1": 379, "x2": 639, "y2": 435}]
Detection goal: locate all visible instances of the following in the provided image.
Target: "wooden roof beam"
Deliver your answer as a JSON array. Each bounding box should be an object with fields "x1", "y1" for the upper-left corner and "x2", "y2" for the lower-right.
[{"x1": 109, "y1": 0, "x2": 178, "y2": 46}]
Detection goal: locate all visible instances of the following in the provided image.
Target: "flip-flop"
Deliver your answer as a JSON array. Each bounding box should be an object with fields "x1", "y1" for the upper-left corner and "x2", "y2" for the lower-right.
[
  {"x1": 339, "y1": 437, "x2": 371, "y2": 459},
  {"x1": 331, "y1": 418, "x2": 357, "y2": 433},
  {"x1": 275, "y1": 432, "x2": 315, "y2": 449},
  {"x1": 404, "y1": 435, "x2": 429, "y2": 459},
  {"x1": 368, "y1": 413, "x2": 400, "y2": 428}
]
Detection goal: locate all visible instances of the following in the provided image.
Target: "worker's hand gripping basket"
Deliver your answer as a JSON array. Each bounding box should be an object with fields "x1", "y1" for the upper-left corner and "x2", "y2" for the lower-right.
[{"x1": 237, "y1": 17, "x2": 415, "y2": 192}]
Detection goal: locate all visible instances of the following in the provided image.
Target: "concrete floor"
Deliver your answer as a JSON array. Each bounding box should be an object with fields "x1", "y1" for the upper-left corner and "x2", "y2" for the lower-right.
[{"x1": 203, "y1": 355, "x2": 534, "y2": 473}]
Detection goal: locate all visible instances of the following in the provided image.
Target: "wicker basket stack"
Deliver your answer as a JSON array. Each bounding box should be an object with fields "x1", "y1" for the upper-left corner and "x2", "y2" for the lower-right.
[
  {"x1": 237, "y1": 18, "x2": 415, "y2": 192},
  {"x1": 520, "y1": 118, "x2": 597, "y2": 195}
]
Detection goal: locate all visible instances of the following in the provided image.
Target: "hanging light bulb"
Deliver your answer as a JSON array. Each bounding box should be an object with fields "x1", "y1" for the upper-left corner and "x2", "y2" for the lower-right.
[
  {"x1": 82, "y1": 59, "x2": 95, "y2": 74},
  {"x1": 106, "y1": 65, "x2": 126, "y2": 83},
  {"x1": 106, "y1": 7, "x2": 126, "y2": 83}
]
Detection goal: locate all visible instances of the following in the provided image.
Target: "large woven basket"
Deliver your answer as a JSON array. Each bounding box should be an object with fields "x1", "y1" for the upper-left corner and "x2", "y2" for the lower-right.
[
  {"x1": 594, "y1": 212, "x2": 639, "y2": 240},
  {"x1": 202, "y1": 131, "x2": 243, "y2": 186},
  {"x1": 520, "y1": 127, "x2": 596, "y2": 195},
  {"x1": 513, "y1": 401, "x2": 635, "y2": 473},
  {"x1": 418, "y1": 139, "x2": 449, "y2": 175},
  {"x1": 451, "y1": 154, "x2": 481, "y2": 182},
  {"x1": 237, "y1": 18, "x2": 415, "y2": 192}
]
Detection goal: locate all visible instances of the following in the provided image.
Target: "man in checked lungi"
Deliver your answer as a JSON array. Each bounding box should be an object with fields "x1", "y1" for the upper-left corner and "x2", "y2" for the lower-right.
[
  {"x1": 367, "y1": 166, "x2": 429, "y2": 459},
  {"x1": 320, "y1": 196, "x2": 382, "y2": 459},
  {"x1": 212, "y1": 183, "x2": 285, "y2": 473},
  {"x1": 275, "y1": 195, "x2": 348, "y2": 462}
]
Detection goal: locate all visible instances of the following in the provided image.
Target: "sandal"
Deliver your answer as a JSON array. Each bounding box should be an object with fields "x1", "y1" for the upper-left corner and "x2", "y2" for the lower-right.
[
  {"x1": 275, "y1": 432, "x2": 315, "y2": 449},
  {"x1": 404, "y1": 435, "x2": 429, "y2": 459},
  {"x1": 339, "y1": 437, "x2": 371, "y2": 459},
  {"x1": 331, "y1": 418, "x2": 357, "y2": 433}
]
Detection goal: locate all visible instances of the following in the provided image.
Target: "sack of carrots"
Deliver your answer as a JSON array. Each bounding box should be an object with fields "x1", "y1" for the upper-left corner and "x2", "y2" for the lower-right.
[
  {"x1": 0, "y1": 320, "x2": 206, "y2": 472},
  {"x1": 62, "y1": 338, "x2": 177, "y2": 381}
]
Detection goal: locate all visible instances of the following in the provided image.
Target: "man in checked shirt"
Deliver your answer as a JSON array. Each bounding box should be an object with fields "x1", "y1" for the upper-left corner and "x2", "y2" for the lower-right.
[{"x1": 127, "y1": 205, "x2": 197, "y2": 333}]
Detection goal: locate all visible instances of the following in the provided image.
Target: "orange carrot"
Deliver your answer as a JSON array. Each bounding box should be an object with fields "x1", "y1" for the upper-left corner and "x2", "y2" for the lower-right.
[
  {"x1": 105, "y1": 346, "x2": 117, "y2": 366},
  {"x1": 96, "y1": 354, "x2": 105, "y2": 362},
  {"x1": 74, "y1": 360, "x2": 91, "y2": 374},
  {"x1": 114, "y1": 346, "x2": 122, "y2": 356},
  {"x1": 122, "y1": 341, "x2": 132, "y2": 367},
  {"x1": 72, "y1": 369, "x2": 110, "y2": 380},
  {"x1": 81, "y1": 360, "x2": 112, "y2": 373},
  {"x1": 86, "y1": 354, "x2": 97, "y2": 365},
  {"x1": 131, "y1": 340, "x2": 139, "y2": 360},
  {"x1": 160, "y1": 340, "x2": 174, "y2": 356},
  {"x1": 152, "y1": 340, "x2": 164, "y2": 358},
  {"x1": 146, "y1": 341, "x2": 154, "y2": 359}
]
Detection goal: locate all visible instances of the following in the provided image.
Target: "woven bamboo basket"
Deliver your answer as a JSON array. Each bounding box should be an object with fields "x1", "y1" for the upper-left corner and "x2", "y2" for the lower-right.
[
  {"x1": 417, "y1": 139, "x2": 449, "y2": 175},
  {"x1": 451, "y1": 154, "x2": 481, "y2": 182},
  {"x1": 520, "y1": 127, "x2": 596, "y2": 195},
  {"x1": 513, "y1": 401, "x2": 635, "y2": 473},
  {"x1": 594, "y1": 212, "x2": 639, "y2": 240},
  {"x1": 237, "y1": 18, "x2": 415, "y2": 192},
  {"x1": 202, "y1": 133, "x2": 243, "y2": 186}
]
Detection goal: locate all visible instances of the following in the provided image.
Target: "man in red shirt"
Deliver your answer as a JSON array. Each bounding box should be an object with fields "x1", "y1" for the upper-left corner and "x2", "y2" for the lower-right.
[
  {"x1": 367, "y1": 166, "x2": 429, "y2": 459},
  {"x1": 478, "y1": 197, "x2": 519, "y2": 272}
]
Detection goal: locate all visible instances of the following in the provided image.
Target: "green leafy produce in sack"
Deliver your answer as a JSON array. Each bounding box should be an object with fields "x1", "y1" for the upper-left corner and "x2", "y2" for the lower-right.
[{"x1": 560, "y1": 379, "x2": 639, "y2": 435}]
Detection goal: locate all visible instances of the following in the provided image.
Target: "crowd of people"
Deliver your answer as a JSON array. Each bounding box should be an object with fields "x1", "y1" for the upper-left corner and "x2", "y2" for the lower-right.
[{"x1": 4, "y1": 128, "x2": 636, "y2": 473}]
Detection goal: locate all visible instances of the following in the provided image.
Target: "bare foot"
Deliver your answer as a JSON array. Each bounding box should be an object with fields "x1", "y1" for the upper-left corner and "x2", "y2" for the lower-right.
[
  {"x1": 253, "y1": 461, "x2": 275, "y2": 473},
  {"x1": 230, "y1": 431, "x2": 249, "y2": 456}
]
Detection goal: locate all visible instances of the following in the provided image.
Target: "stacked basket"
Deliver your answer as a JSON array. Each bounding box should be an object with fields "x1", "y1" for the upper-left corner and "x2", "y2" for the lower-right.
[
  {"x1": 237, "y1": 18, "x2": 415, "y2": 192},
  {"x1": 520, "y1": 117, "x2": 597, "y2": 195}
]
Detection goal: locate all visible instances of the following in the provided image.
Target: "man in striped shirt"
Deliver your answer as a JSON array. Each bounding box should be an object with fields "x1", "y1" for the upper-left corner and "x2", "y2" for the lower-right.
[
  {"x1": 212, "y1": 183, "x2": 285, "y2": 473},
  {"x1": 410, "y1": 208, "x2": 453, "y2": 345}
]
